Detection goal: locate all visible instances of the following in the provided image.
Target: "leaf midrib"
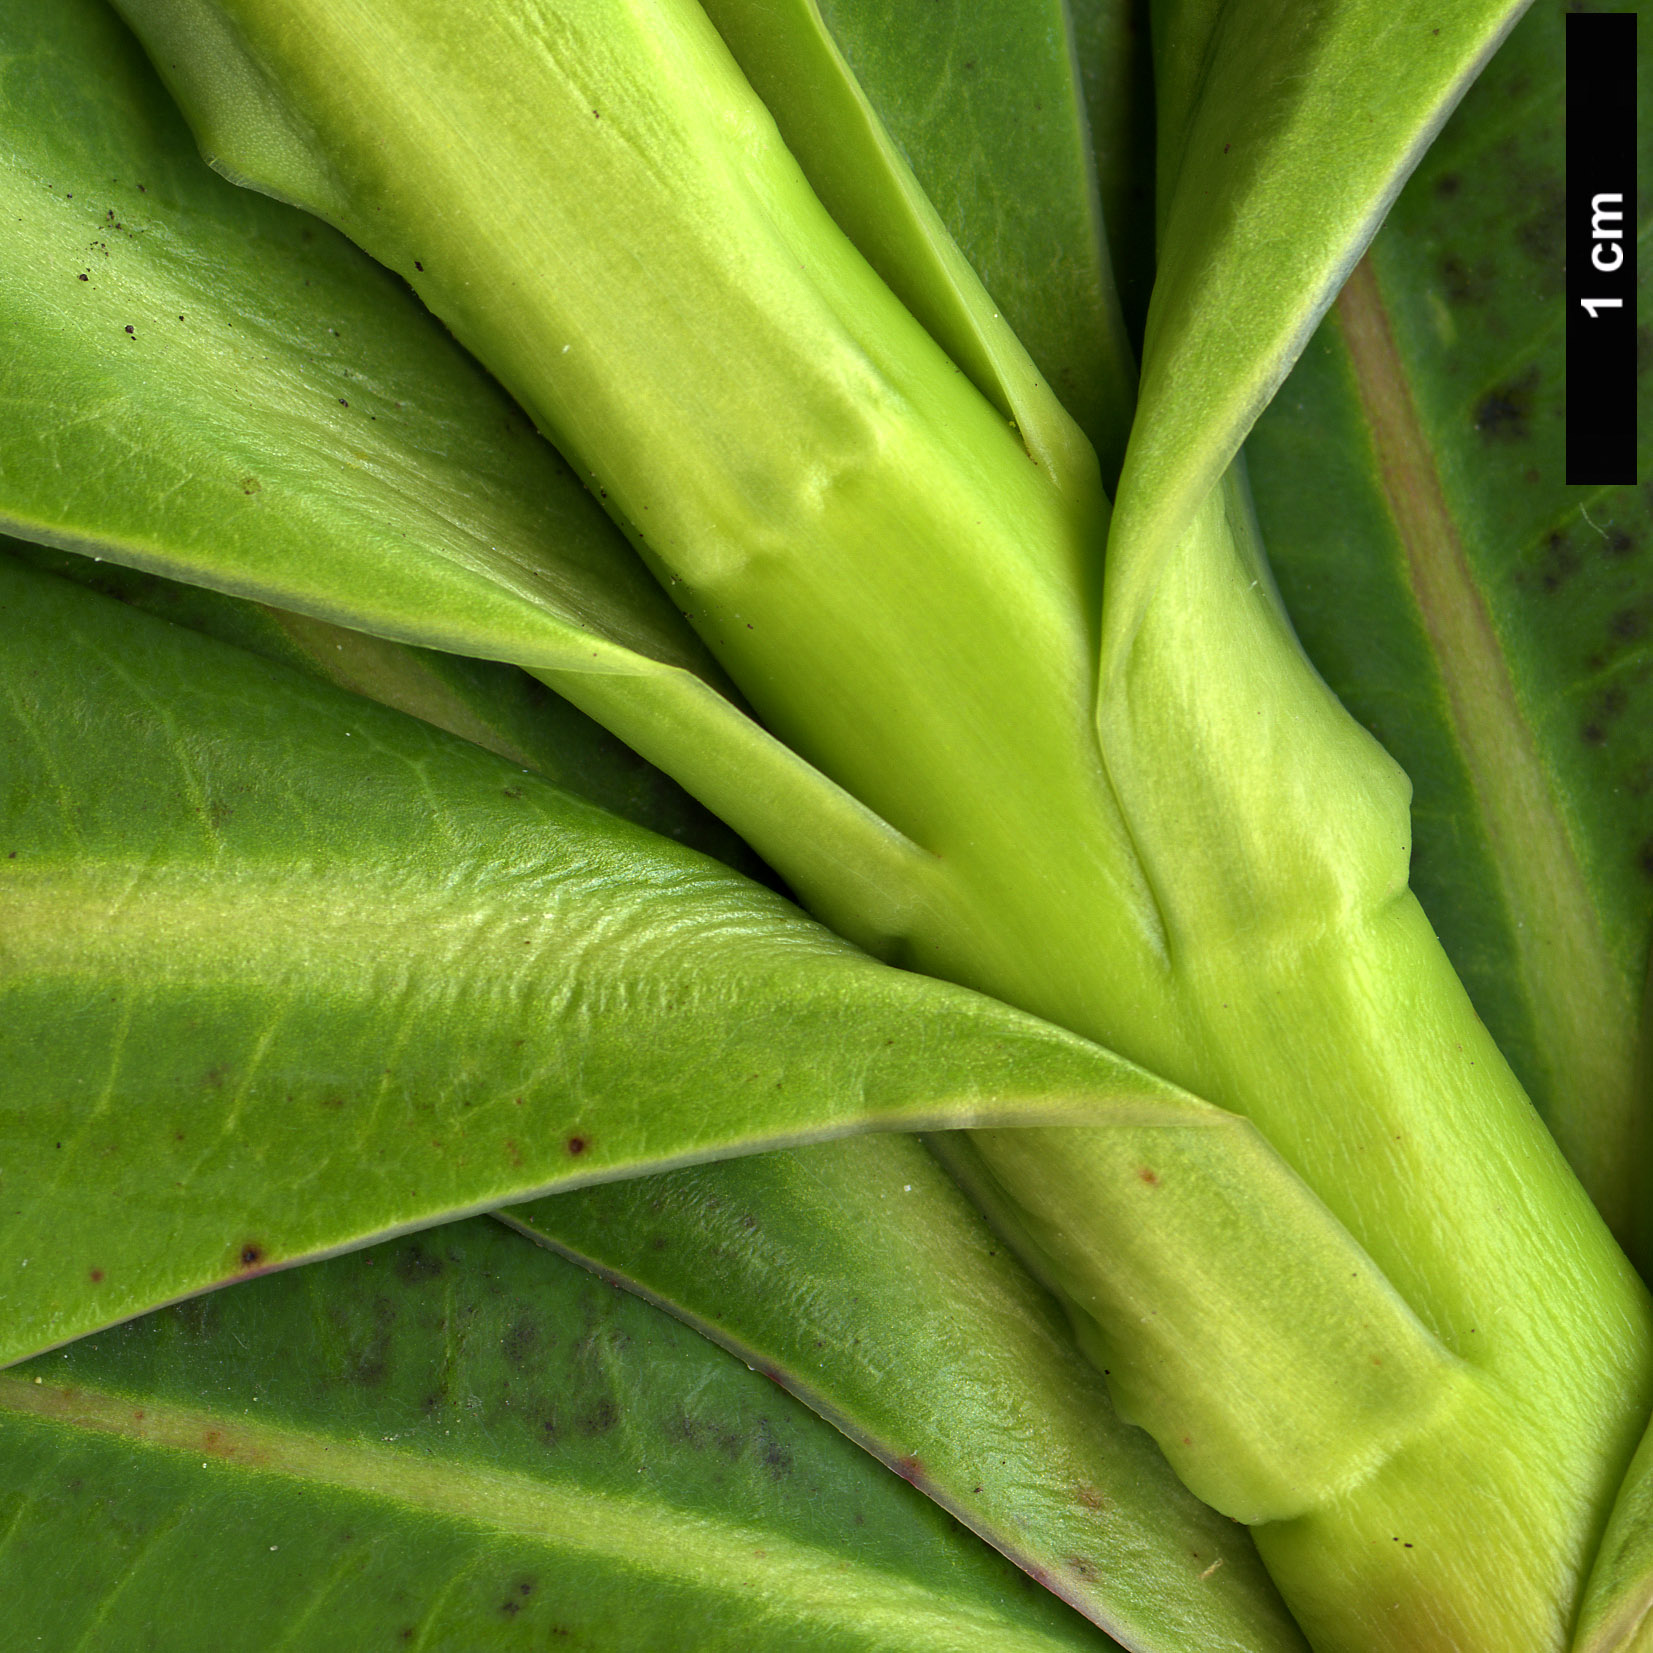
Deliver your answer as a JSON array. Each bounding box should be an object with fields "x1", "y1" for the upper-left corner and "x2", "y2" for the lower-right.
[{"x1": 0, "y1": 1374, "x2": 1070, "y2": 1651}]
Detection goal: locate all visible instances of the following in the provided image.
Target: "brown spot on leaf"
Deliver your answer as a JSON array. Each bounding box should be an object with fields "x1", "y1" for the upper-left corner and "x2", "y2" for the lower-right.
[
  {"x1": 1138, "y1": 1167, "x2": 1160, "y2": 1185},
  {"x1": 239, "y1": 1243, "x2": 265, "y2": 1268},
  {"x1": 89, "y1": 1269, "x2": 103, "y2": 1283},
  {"x1": 566, "y1": 1135, "x2": 588, "y2": 1156}
]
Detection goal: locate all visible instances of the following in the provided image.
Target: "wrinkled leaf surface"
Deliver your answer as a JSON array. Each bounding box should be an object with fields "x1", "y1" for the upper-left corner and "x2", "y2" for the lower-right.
[{"x1": 0, "y1": 556, "x2": 1210, "y2": 1367}]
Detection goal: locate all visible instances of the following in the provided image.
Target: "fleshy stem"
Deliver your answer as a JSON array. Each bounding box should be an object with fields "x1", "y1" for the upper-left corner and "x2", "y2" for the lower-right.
[{"x1": 117, "y1": 0, "x2": 1653, "y2": 1646}]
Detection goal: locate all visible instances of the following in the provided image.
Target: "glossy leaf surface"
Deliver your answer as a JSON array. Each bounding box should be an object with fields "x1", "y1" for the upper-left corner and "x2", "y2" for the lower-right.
[
  {"x1": 509, "y1": 1137, "x2": 1306, "y2": 1653},
  {"x1": 2, "y1": 0, "x2": 924, "y2": 948},
  {"x1": 18, "y1": 540, "x2": 1303, "y2": 1649},
  {"x1": 7, "y1": 535, "x2": 761, "y2": 873},
  {"x1": 0, "y1": 555, "x2": 1212, "y2": 1368},
  {"x1": 0, "y1": 1217, "x2": 1118, "y2": 1651},
  {"x1": 1246, "y1": 0, "x2": 1653, "y2": 1246}
]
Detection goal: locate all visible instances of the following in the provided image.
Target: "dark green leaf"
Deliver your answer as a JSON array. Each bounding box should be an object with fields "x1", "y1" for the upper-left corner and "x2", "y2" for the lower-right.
[
  {"x1": 508, "y1": 1136, "x2": 1307, "y2": 1653},
  {"x1": 1068, "y1": 0, "x2": 1155, "y2": 349},
  {"x1": 0, "y1": 1217, "x2": 1118, "y2": 1651}
]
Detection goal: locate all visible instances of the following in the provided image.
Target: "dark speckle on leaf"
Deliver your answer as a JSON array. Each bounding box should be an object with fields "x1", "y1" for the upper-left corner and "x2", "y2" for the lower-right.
[
  {"x1": 239, "y1": 1243, "x2": 265, "y2": 1268},
  {"x1": 757, "y1": 1422, "x2": 793, "y2": 1480},
  {"x1": 566, "y1": 1135, "x2": 588, "y2": 1156},
  {"x1": 395, "y1": 1243, "x2": 443, "y2": 1284},
  {"x1": 1539, "y1": 530, "x2": 1581, "y2": 592},
  {"x1": 579, "y1": 1398, "x2": 618, "y2": 1435},
  {"x1": 501, "y1": 1317, "x2": 538, "y2": 1368},
  {"x1": 1440, "y1": 255, "x2": 1491, "y2": 307},
  {"x1": 1473, "y1": 368, "x2": 1539, "y2": 442}
]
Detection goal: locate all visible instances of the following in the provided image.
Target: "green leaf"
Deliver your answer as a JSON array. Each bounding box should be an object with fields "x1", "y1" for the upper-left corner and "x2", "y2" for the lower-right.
[
  {"x1": 1577, "y1": 1410, "x2": 1653, "y2": 1653},
  {"x1": 507, "y1": 1136, "x2": 1307, "y2": 1653},
  {"x1": 1068, "y1": 0, "x2": 1155, "y2": 348},
  {"x1": 0, "y1": 0, "x2": 691, "y2": 677},
  {"x1": 797, "y1": 0, "x2": 1135, "y2": 477},
  {"x1": 0, "y1": 1216, "x2": 1118, "y2": 1652},
  {"x1": 1245, "y1": 0, "x2": 1653, "y2": 1250},
  {"x1": 6, "y1": 535, "x2": 763, "y2": 873},
  {"x1": 695, "y1": 0, "x2": 1127, "y2": 494},
  {"x1": 0, "y1": 553, "x2": 1211, "y2": 1369},
  {"x1": 1110, "y1": 0, "x2": 1528, "y2": 591},
  {"x1": 1, "y1": 0, "x2": 927, "y2": 952},
  {"x1": 8, "y1": 521, "x2": 1298, "y2": 1650}
]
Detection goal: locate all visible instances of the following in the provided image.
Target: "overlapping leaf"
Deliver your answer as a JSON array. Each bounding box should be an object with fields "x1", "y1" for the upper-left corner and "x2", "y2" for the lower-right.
[
  {"x1": 0, "y1": 1217, "x2": 1121, "y2": 1652},
  {"x1": 2, "y1": 0, "x2": 926, "y2": 950},
  {"x1": 0, "y1": 553, "x2": 1216, "y2": 1367},
  {"x1": 511, "y1": 1138, "x2": 1306, "y2": 1653},
  {"x1": 1110, "y1": 0, "x2": 1528, "y2": 591},
  {"x1": 9, "y1": 537, "x2": 761, "y2": 873},
  {"x1": 10, "y1": 535, "x2": 1303, "y2": 1650}
]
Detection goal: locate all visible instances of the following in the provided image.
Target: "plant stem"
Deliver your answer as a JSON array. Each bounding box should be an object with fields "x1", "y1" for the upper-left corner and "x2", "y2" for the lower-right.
[{"x1": 116, "y1": 0, "x2": 1653, "y2": 1642}]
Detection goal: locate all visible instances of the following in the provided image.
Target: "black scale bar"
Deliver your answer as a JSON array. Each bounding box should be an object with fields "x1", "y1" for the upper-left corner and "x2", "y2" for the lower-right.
[{"x1": 1566, "y1": 11, "x2": 1638, "y2": 486}]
